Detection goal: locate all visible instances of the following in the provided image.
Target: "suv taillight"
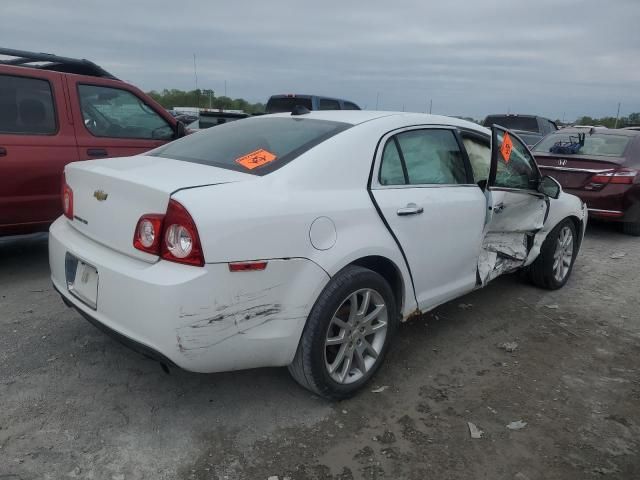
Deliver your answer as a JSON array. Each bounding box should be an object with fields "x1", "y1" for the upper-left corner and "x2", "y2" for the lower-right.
[
  {"x1": 585, "y1": 168, "x2": 638, "y2": 190},
  {"x1": 62, "y1": 173, "x2": 73, "y2": 219},
  {"x1": 133, "y1": 200, "x2": 204, "y2": 267}
]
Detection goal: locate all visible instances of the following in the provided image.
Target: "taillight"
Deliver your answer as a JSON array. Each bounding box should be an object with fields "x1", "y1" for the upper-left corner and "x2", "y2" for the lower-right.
[
  {"x1": 133, "y1": 200, "x2": 204, "y2": 266},
  {"x1": 161, "y1": 200, "x2": 204, "y2": 266},
  {"x1": 585, "y1": 169, "x2": 637, "y2": 190},
  {"x1": 133, "y1": 214, "x2": 164, "y2": 255},
  {"x1": 62, "y1": 173, "x2": 73, "y2": 219}
]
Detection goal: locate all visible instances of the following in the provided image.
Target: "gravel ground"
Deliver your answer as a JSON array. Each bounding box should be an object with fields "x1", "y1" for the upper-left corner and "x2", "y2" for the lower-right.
[{"x1": 1, "y1": 222, "x2": 639, "y2": 480}]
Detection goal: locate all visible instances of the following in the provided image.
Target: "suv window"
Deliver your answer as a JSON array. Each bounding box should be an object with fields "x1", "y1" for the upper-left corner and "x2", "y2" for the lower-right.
[
  {"x1": 319, "y1": 98, "x2": 340, "y2": 110},
  {"x1": 265, "y1": 97, "x2": 313, "y2": 113},
  {"x1": 343, "y1": 101, "x2": 360, "y2": 110},
  {"x1": 484, "y1": 115, "x2": 539, "y2": 133},
  {"x1": 494, "y1": 130, "x2": 539, "y2": 190},
  {"x1": 78, "y1": 84, "x2": 172, "y2": 140},
  {"x1": 152, "y1": 117, "x2": 351, "y2": 176},
  {"x1": 0, "y1": 74, "x2": 56, "y2": 135}
]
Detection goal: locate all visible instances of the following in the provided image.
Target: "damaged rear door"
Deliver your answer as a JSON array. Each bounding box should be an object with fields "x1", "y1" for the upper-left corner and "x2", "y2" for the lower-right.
[{"x1": 479, "y1": 126, "x2": 549, "y2": 284}]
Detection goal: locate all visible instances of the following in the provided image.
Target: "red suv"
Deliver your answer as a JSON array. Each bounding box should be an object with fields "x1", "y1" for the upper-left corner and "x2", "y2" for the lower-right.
[{"x1": 0, "y1": 48, "x2": 185, "y2": 236}]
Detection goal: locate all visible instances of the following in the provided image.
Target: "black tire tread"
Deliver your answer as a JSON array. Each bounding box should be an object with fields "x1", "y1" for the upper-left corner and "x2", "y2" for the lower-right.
[
  {"x1": 623, "y1": 221, "x2": 640, "y2": 236},
  {"x1": 529, "y1": 219, "x2": 577, "y2": 290},
  {"x1": 288, "y1": 265, "x2": 396, "y2": 400}
]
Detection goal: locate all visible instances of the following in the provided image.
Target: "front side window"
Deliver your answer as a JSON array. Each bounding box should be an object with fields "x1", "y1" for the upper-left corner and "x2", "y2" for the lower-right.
[
  {"x1": 151, "y1": 117, "x2": 350, "y2": 175},
  {"x1": 493, "y1": 130, "x2": 539, "y2": 190},
  {"x1": 78, "y1": 85, "x2": 173, "y2": 140},
  {"x1": 0, "y1": 74, "x2": 56, "y2": 135}
]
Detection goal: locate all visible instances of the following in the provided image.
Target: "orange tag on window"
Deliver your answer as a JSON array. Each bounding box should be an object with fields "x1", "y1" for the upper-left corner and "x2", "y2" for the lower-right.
[
  {"x1": 235, "y1": 149, "x2": 277, "y2": 170},
  {"x1": 500, "y1": 132, "x2": 513, "y2": 163}
]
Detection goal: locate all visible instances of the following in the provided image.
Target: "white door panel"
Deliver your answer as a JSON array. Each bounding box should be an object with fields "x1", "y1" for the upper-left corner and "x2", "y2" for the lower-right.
[
  {"x1": 486, "y1": 190, "x2": 546, "y2": 232},
  {"x1": 373, "y1": 186, "x2": 486, "y2": 309}
]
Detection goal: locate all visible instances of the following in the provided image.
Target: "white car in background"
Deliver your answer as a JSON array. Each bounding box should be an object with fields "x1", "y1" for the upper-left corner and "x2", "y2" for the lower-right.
[{"x1": 49, "y1": 111, "x2": 587, "y2": 399}]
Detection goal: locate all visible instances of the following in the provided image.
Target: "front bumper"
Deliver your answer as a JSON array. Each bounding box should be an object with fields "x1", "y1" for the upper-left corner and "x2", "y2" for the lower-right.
[{"x1": 49, "y1": 217, "x2": 330, "y2": 373}]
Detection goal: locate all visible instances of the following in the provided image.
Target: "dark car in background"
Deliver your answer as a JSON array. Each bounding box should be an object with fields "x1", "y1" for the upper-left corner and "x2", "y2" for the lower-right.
[
  {"x1": 265, "y1": 94, "x2": 360, "y2": 113},
  {"x1": 483, "y1": 114, "x2": 557, "y2": 148},
  {"x1": 533, "y1": 128, "x2": 640, "y2": 235}
]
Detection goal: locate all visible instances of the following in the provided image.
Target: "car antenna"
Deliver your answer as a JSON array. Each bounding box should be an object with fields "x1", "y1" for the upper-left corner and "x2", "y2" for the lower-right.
[{"x1": 291, "y1": 105, "x2": 311, "y2": 116}]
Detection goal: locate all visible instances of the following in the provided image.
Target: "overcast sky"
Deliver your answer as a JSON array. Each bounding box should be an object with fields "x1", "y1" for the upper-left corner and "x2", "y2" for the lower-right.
[{"x1": 2, "y1": 0, "x2": 639, "y2": 120}]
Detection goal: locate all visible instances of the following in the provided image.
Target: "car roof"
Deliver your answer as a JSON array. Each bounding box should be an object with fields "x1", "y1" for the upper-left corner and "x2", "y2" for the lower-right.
[{"x1": 265, "y1": 110, "x2": 488, "y2": 133}]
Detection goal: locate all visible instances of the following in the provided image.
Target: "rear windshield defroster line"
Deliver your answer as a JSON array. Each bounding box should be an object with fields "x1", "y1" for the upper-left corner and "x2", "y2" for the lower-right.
[{"x1": 151, "y1": 117, "x2": 352, "y2": 176}]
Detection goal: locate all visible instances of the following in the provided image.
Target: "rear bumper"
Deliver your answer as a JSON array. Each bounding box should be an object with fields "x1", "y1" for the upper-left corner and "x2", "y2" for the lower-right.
[
  {"x1": 49, "y1": 217, "x2": 330, "y2": 373},
  {"x1": 564, "y1": 185, "x2": 640, "y2": 223}
]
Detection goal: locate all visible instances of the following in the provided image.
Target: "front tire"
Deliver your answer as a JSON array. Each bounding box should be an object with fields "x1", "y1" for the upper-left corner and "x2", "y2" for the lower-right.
[
  {"x1": 288, "y1": 265, "x2": 397, "y2": 400},
  {"x1": 529, "y1": 219, "x2": 578, "y2": 290}
]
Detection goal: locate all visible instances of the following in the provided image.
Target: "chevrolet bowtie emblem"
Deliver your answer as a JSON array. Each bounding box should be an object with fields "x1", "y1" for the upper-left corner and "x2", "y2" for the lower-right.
[{"x1": 93, "y1": 190, "x2": 108, "y2": 201}]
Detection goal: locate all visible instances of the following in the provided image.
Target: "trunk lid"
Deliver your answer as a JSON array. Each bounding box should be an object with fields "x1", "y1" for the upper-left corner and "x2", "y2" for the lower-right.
[
  {"x1": 534, "y1": 154, "x2": 626, "y2": 189},
  {"x1": 65, "y1": 155, "x2": 252, "y2": 261}
]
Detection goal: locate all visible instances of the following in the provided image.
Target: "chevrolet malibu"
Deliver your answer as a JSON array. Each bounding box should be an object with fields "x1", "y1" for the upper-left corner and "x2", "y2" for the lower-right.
[{"x1": 50, "y1": 111, "x2": 587, "y2": 399}]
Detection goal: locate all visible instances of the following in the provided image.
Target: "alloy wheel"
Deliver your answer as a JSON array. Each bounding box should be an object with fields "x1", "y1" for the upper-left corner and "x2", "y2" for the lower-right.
[
  {"x1": 552, "y1": 225, "x2": 574, "y2": 282},
  {"x1": 324, "y1": 288, "x2": 388, "y2": 384}
]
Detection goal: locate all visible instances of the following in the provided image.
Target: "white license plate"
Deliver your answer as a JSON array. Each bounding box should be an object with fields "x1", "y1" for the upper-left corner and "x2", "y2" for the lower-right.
[{"x1": 66, "y1": 253, "x2": 99, "y2": 309}]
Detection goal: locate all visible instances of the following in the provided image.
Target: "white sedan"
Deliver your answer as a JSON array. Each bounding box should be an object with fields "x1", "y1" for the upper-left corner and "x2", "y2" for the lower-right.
[{"x1": 50, "y1": 111, "x2": 587, "y2": 399}]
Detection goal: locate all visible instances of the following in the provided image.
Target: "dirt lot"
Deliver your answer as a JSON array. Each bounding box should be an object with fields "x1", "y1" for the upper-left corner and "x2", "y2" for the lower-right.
[{"x1": 1, "y1": 223, "x2": 639, "y2": 480}]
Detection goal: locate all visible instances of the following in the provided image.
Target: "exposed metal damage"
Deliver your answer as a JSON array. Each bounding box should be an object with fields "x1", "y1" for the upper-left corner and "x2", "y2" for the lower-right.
[{"x1": 478, "y1": 232, "x2": 530, "y2": 285}]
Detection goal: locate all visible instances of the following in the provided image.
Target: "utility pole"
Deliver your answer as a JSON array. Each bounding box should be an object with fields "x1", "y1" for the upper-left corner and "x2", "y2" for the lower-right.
[
  {"x1": 375, "y1": 92, "x2": 380, "y2": 110},
  {"x1": 429, "y1": 99, "x2": 432, "y2": 114},
  {"x1": 614, "y1": 102, "x2": 621, "y2": 128},
  {"x1": 224, "y1": 80, "x2": 227, "y2": 97},
  {"x1": 193, "y1": 53, "x2": 199, "y2": 109}
]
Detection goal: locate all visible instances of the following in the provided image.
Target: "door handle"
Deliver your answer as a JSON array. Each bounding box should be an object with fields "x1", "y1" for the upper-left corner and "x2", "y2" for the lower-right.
[
  {"x1": 492, "y1": 203, "x2": 505, "y2": 213},
  {"x1": 87, "y1": 148, "x2": 108, "y2": 157},
  {"x1": 0, "y1": 147, "x2": 6, "y2": 157},
  {"x1": 397, "y1": 203, "x2": 424, "y2": 216}
]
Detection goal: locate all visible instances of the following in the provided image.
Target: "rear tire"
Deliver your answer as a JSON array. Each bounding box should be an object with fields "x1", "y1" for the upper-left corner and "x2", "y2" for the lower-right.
[
  {"x1": 623, "y1": 221, "x2": 640, "y2": 236},
  {"x1": 529, "y1": 219, "x2": 578, "y2": 290},
  {"x1": 288, "y1": 265, "x2": 397, "y2": 400}
]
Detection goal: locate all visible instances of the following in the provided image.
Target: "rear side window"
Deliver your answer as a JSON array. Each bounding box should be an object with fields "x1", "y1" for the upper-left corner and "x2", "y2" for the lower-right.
[
  {"x1": 266, "y1": 97, "x2": 313, "y2": 113},
  {"x1": 319, "y1": 98, "x2": 341, "y2": 110},
  {"x1": 379, "y1": 129, "x2": 468, "y2": 185},
  {"x1": 151, "y1": 117, "x2": 351, "y2": 175},
  {"x1": 0, "y1": 74, "x2": 57, "y2": 135},
  {"x1": 78, "y1": 84, "x2": 173, "y2": 140}
]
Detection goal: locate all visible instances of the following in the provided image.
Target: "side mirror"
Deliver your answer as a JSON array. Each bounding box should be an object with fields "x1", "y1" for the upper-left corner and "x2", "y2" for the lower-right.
[
  {"x1": 175, "y1": 120, "x2": 187, "y2": 139},
  {"x1": 538, "y1": 175, "x2": 561, "y2": 199}
]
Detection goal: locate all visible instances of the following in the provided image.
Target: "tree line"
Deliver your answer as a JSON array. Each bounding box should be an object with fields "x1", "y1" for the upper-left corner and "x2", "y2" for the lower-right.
[
  {"x1": 570, "y1": 112, "x2": 640, "y2": 129},
  {"x1": 146, "y1": 89, "x2": 265, "y2": 114}
]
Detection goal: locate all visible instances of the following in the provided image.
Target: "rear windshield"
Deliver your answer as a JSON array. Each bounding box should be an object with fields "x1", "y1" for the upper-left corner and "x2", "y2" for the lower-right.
[
  {"x1": 266, "y1": 97, "x2": 313, "y2": 113},
  {"x1": 484, "y1": 116, "x2": 538, "y2": 132},
  {"x1": 151, "y1": 117, "x2": 351, "y2": 175},
  {"x1": 533, "y1": 132, "x2": 631, "y2": 157},
  {"x1": 514, "y1": 132, "x2": 542, "y2": 147}
]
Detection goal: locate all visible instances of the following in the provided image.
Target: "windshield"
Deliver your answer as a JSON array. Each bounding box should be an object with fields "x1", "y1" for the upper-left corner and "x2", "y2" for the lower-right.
[
  {"x1": 151, "y1": 117, "x2": 351, "y2": 175},
  {"x1": 533, "y1": 133, "x2": 631, "y2": 157},
  {"x1": 484, "y1": 116, "x2": 538, "y2": 132},
  {"x1": 266, "y1": 97, "x2": 313, "y2": 113}
]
